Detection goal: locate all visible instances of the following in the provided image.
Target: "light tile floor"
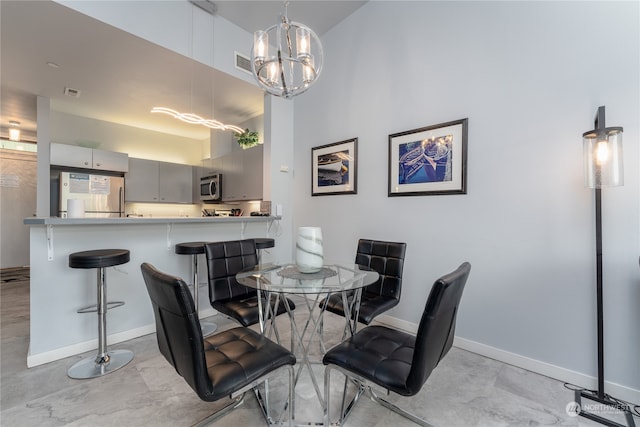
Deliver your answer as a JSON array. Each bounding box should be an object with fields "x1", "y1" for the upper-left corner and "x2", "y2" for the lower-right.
[{"x1": 0, "y1": 274, "x2": 620, "y2": 426}]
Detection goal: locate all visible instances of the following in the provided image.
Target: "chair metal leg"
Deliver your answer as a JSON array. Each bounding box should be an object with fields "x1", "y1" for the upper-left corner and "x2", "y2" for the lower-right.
[
  {"x1": 369, "y1": 388, "x2": 434, "y2": 427},
  {"x1": 325, "y1": 365, "x2": 366, "y2": 426},
  {"x1": 191, "y1": 393, "x2": 245, "y2": 427},
  {"x1": 252, "y1": 365, "x2": 296, "y2": 426},
  {"x1": 324, "y1": 364, "x2": 432, "y2": 427}
]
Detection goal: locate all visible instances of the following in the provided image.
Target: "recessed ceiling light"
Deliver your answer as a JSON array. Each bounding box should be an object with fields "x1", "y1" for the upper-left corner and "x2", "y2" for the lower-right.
[{"x1": 47, "y1": 61, "x2": 60, "y2": 68}]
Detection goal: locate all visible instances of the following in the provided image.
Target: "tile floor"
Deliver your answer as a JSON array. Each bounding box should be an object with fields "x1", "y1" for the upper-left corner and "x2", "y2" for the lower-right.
[{"x1": 0, "y1": 272, "x2": 615, "y2": 426}]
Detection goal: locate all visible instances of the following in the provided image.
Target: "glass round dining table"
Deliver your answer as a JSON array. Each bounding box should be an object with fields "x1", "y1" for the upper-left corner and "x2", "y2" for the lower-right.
[{"x1": 236, "y1": 262, "x2": 379, "y2": 411}]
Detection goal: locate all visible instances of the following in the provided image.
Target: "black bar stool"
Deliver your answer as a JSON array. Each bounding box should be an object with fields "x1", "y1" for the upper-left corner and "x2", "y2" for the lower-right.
[
  {"x1": 254, "y1": 238, "x2": 275, "y2": 264},
  {"x1": 68, "y1": 249, "x2": 134, "y2": 379},
  {"x1": 175, "y1": 242, "x2": 217, "y2": 337}
]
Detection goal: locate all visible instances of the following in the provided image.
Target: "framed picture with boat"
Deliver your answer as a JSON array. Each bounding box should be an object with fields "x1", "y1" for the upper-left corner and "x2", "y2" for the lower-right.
[
  {"x1": 312, "y1": 138, "x2": 358, "y2": 196},
  {"x1": 388, "y1": 118, "x2": 468, "y2": 196}
]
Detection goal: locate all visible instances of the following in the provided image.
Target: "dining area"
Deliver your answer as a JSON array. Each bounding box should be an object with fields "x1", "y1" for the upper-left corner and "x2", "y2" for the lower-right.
[
  {"x1": 134, "y1": 228, "x2": 471, "y2": 426},
  {"x1": 1, "y1": 245, "x2": 597, "y2": 427}
]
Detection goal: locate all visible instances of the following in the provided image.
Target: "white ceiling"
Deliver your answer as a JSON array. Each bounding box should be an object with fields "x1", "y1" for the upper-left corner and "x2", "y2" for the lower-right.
[{"x1": 0, "y1": 0, "x2": 366, "y2": 142}]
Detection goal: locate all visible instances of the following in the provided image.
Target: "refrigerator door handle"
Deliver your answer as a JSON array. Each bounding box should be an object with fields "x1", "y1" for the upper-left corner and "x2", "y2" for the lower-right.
[{"x1": 119, "y1": 186, "x2": 124, "y2": 217}]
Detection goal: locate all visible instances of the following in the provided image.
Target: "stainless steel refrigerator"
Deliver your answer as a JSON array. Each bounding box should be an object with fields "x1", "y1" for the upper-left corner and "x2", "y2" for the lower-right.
[{"x1": 59, "y1": 171, "x2": 125, "y2": 218}]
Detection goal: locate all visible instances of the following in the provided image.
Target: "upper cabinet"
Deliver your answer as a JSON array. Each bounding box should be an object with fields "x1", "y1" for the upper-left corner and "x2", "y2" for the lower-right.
[
  {"x1": 216, "y1": 145, "x2": 263, "y2": 202},
  {"x1": 125, "y1": 158, "x2": 193, "y2": 203},
  {"x1": 241, "y1": 145, "x2": 264, "y2": 201},
  {"x1": 50, "y1": 143, "x2": 129, "y2": 172},
  {"x1": 158, "y1": 162, "x2": 193, "y2": 204}
]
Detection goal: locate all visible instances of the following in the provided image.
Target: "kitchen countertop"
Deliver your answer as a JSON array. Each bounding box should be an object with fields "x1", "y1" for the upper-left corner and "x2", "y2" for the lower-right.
[{"x1": 24, "y1": 216, "x2": 281, "y2": 225}]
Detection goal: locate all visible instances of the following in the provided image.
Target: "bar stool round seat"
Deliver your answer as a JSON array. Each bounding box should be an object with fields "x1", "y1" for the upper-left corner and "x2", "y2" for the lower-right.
[
  {"x1": 254, "y1": 238, "x2": 275, "y2": 250},
  {"x1": 175, "y1": 241, "x2": 207, "y2": 256},
  {"x1": 175, "y1": 242, "x2": 217, "y2": 337},
  {"x1": 254, "y1": 238, "x2": 275, "y2": 264},
  {"x1": 69, "y1": 249, "x2": 130, "y2": 269},
  {"x1": 68, "y1": 249, "x2": 133, "y2": 379}
]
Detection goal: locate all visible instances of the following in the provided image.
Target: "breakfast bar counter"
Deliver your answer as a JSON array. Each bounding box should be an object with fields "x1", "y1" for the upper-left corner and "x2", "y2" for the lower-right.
[
  {"x1": 24, "y1": 215, "x2": 280, "y2": 226},
  {"x1": 25, "y1": 215, "x2": 281, "y2": 367}
]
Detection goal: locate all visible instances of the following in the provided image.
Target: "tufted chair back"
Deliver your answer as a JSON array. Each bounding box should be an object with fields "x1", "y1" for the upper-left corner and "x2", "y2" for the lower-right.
[
  {"x1": 204, "y1": 239, "x2": 295, "y2": 328},
  {"x1": 354, "y1": 239, "x2": 407, "y2": 323},
  {"x1": 205, "y1": 239, "x2": 258, "y2": 304},
  {"x1": 408, "y1": 262, "x2": 471, "y2": 394},
  {"x1": 356, "y1": 239, "x2": 406, "y2": 300},
  {"x1": 140, "y1": 262, "x2": 212, "y2": 399}
]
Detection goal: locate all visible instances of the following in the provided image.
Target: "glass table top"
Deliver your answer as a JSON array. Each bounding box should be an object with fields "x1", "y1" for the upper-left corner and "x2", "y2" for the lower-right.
[{"x1": 236, "y1": 262, "x2": 379, "y2": 294}]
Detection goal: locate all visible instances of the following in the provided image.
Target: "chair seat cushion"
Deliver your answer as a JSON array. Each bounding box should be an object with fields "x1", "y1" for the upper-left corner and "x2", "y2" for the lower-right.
[
  {"x1": 322, "y1": 325, "x2": 416, "y2": 396},
  {"x1": 203, "y1": 327, "x2": 296, "y2": 400},
  {"x1": 322, "y1": 293, "x2": 399, "y2": 325},
  {"x1": 213, "y1": 296, "x2": 296, "y2": 327}
]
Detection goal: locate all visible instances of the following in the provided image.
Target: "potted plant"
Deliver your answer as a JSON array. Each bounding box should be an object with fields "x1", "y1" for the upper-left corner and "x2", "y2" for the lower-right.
[{"x1": 234, "y1": 129, "x2": 260, "y2": 149}]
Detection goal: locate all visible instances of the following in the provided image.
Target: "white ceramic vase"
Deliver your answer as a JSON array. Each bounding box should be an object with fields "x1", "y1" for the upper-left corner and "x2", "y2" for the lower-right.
[{"x1": 296, "y1": 227, "x2": 323, "y2": 273}]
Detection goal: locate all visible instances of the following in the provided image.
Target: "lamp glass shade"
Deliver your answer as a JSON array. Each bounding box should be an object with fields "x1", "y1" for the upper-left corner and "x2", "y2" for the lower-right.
[
  {"x1": 583, "y1": 127, "x2": 623, "y2": 188},
  {"x1": 253, "y1": 31, "x2": 268, "y2": 62}
]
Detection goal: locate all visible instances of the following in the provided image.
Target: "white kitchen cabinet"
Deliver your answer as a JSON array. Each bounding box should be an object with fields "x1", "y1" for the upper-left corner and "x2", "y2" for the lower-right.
[
  {"x1": 125, "y1": 158, "x2": 193, "y2": 203},
  {"x1": 92, "y1": 149, "x2": 129, "y2": 171},
  {"x1": 50, "y1": 143, "x2": 128, "y2": 172}
]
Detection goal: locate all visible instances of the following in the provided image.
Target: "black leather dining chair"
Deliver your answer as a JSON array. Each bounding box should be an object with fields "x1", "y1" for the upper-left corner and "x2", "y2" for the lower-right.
[
  {"x1": 321, "y1": 239, "x2": 407, "y2": 325},
  {"x1": 323, "y1": 262, "x2": 471, "y2": 426},
  {"x1": 140, "y1": 262, "x2": 296, "y2": 426},
  {"x1": 204, "y1": 239, "x2": 295, "y2": 345}
]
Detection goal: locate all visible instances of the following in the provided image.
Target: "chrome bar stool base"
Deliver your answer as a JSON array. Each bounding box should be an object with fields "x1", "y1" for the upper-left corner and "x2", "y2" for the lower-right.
[
  {"x1": 200, "y1": 321, "x2": 217, "y2": 336},
  {"x1": 68, "y1": 349, "x2": 134, "y2": 379},
  {"x1": 68, "y1": 249, "x2": 133, "y2": 379}
]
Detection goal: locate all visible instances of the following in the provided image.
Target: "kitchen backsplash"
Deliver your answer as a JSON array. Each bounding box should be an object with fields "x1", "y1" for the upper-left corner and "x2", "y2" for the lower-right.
[{"x1": 125, "y1": 201, "x2": 262, "y2": 218}]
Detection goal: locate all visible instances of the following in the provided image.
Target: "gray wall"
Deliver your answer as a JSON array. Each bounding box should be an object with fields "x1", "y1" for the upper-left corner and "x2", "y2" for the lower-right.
[{"x1": 292, "y1": 1, "x2": 639, "y2": 394}]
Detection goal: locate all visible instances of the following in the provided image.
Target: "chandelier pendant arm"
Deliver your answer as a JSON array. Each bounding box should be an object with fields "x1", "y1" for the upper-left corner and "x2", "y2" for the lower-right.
[{"x1": 277, "y1": 50, "x2": 288, "y2": 96}]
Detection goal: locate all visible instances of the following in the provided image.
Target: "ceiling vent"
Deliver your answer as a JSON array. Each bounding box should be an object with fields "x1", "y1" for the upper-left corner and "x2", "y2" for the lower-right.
[
  {"x1": 189, "y1": 0, "x2": 217, "y2": 15},
  {"x1": 64, "y1": 87, "x2": 81, "y2": 98},
  {"x1": 234, "y1": 52, "x2": 252, "y2": 75}
]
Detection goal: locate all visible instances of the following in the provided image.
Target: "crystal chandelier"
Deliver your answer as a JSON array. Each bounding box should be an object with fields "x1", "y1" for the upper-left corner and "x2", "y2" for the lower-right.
[{"x1": 251, "y1": 2, "x2": 323, "y2": 99}]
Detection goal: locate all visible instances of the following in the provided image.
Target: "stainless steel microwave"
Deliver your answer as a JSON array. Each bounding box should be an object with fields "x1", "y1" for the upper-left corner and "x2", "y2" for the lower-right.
[{"x1": 200, "y1": 174, "x2": 221, "y2": 202}]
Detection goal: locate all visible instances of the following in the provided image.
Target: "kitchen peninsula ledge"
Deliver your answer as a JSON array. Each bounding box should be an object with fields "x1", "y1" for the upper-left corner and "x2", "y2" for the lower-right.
[
  {"x1": 25, "y1": 215, "x2": 281, "y2": 225},
  {"x1": 25, "y1": 215, "x2": 281, "y2": 368}
]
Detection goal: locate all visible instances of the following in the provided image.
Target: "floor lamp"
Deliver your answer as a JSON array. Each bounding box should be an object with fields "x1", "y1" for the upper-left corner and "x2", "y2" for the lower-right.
[{"x1": 576, "y1": 106, "x2": 635, "y2": 427}]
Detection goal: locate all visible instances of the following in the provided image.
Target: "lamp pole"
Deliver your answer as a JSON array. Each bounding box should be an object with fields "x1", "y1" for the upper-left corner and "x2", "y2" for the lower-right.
[
  {"x1": 576, "y1": 106, "x2": 635, "y2": 427},
  {"x1": 594, "y1": 183, "x2": 604, "y2": 399},
  {"x1": 593, "y1": 107, "x2": 605, "y2": 400}
]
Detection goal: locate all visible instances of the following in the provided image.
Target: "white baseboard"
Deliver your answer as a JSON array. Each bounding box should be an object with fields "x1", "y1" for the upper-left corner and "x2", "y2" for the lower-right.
[
  {"x1": 376, "y1": 314, "x2": 640, "y2": 405},
  {"x1": 27, "y1": 308, "x2": 219, "y2": 368},
  {"x1": 27, "y1": 323, "x2": 156, "y2": 368}
]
